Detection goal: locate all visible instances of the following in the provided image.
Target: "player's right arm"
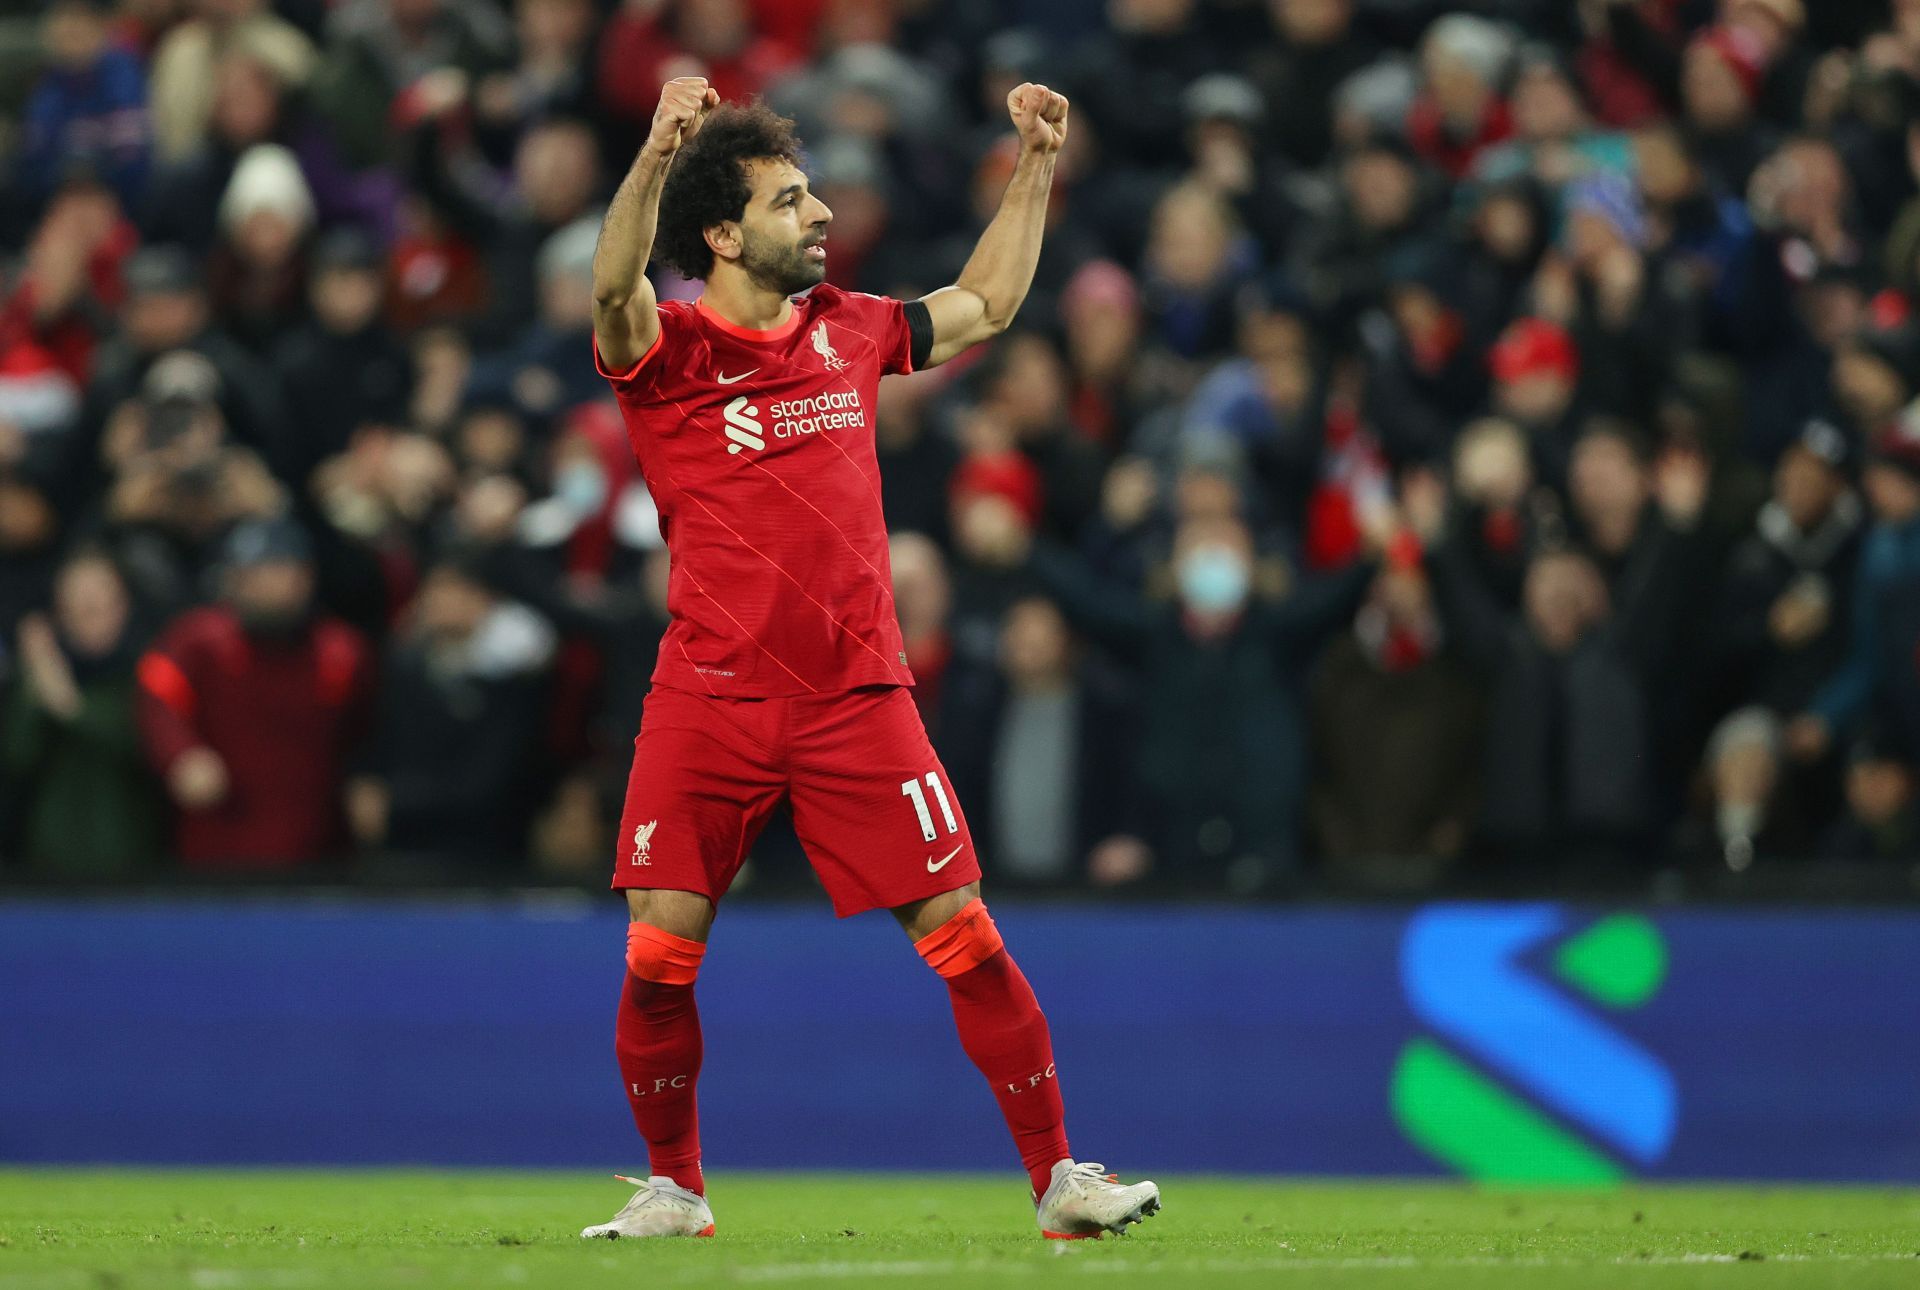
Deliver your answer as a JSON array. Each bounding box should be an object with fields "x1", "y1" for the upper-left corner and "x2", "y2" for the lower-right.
[{"x1": 591, "y1": 76, "x2": 719, "y2": 372}]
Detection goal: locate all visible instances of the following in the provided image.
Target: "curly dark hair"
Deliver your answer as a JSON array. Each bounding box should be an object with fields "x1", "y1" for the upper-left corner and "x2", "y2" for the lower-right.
[{"x1": 654, "y1": 100, "x2": 805, "y2": 281}]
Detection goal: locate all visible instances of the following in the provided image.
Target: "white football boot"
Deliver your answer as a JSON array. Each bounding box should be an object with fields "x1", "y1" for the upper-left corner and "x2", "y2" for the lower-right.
[
  {"x1": 580, "y1": 1175, "x2": 715, "y2": 1239},
  {"x1": 1034, "y1": 1159, "x2": 1162, "y2": 1239}
]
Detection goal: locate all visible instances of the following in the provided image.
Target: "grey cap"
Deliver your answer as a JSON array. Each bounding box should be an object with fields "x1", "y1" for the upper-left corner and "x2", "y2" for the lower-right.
[
  {"x1": 223, "y1": 517, "x2": 313, "y2": 569},
  {"x1": 1183, "y1": 73, "x2": 1264, "y2": 128},
  {"x1": 142, "y1": 350, "x2": 222, "y2": 405},
  {"x1": 982, "y1": 28, "x2": 1046, "y2": 77},
  {"x1": 813, "y1": 135, "x2": 885, "y2": 191},
  {"x1": 1793, "y1": 417, "x2": 1854, "y2": 473},
  {"x1": 312, "y1": 226, "x2": 381, "y2": 273},
  {"x1": 125, "y1": 245, "x2": 201, "y2": 296},
  {"x1": 537, "y1": 216, "x2": 602, "y2": 285}
]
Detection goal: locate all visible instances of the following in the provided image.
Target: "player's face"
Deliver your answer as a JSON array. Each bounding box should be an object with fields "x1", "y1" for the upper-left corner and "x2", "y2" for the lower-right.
[{"x1": 736, "y1": 159, "x2": 832, "y2": 295}]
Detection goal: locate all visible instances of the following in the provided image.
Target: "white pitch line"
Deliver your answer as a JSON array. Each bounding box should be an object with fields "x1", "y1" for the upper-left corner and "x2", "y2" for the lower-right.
[{"x1": 713, "y1": 1250, "x2": 1920, "y2": 1283}]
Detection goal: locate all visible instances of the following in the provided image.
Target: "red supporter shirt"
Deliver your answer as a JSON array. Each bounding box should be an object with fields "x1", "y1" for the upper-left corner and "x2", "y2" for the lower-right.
[
  {"x1": 596, "y1": 284, "x2": 919, "y2": 697},
  {"x1": 136, "y1": 607, "x2": 372, "y2": 867}
]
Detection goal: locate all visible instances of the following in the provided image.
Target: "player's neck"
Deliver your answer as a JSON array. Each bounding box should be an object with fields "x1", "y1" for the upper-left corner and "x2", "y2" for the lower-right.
[{"x1": 698, "y1": 271, "x2": 795, "y2": 335}]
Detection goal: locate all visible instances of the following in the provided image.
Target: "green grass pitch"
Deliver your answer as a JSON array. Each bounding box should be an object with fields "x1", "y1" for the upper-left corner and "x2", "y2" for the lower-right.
[{"x1": 2, "y1": 1171, "x2": 1916, "y2": 1289}]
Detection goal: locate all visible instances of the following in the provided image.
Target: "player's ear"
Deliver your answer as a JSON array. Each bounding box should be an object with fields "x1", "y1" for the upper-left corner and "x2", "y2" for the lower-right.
[{"x1": 705, "y1": 221, "x2": 741, "y2": 264}]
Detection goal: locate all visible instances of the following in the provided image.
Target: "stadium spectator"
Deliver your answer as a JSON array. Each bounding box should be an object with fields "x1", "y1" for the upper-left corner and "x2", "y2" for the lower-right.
[
  {"x1": 0, "y1": 466, "x2": 63, "y2": 644},
  {"x1": 1792, "y1": 409, "x2": 1920, "y2": 763},
  {"x1": 18, "y1": 0, "x2": 151, "y2": 214},
  {"x1": 476, "y1": 0, "x2": 598, "y2": 146},
  {"x1": 1057, "y1": 259, "x2": 1153, "y2": 450},
  {"x1": 874, "y1": 372, "x2": 958, "y2": 544},
  {"x1": 1309, "y1": 564, "x2": 1483, "y2": 891},
  {"x1": 1711, "y1": 419, "x2": 1863, "y2": 713},
  {"x1": 90, "y1": 351, "x2": 290, "y2": 615},
  {"x1": 405, "y1": 110, "x2": 603, "y2": 344},
  {"x1": 2, "y1": 548, "x2": 162, "y2": 874},
  {"x1": 144, "y1": 0, "x2": 314, "y2": 163},
  {"x1": 1475, "y1": 43, "x2": 1632, "y2": 193},
  {"x1": 1453, "y1": 176, "x2": 1551, "y2": 353},
  {"x1": 889, "y1": 531, "x2": 954, "y2": 730},
  {"x1": 1679, "y1": 24, "x2": 1778, "y2": 193},
  {"x1": 1407, "y1": 13, "x2": 1514, "y2": 179},
  {"x1": 136, "y1": 516, "x2": 372, "y2": 868},
  {"x1": 1067, "y1": 0, "x2": 1223, "y2": 173},
  {"x1": 466, "y1": 215, "x2": 603, "y2": 423},
  {"x1": 348, "y1": 556, "x2": 553, "y2": 869},
  {"x1": 1819, "y1": 730, "x2": 1920, "y2": 863},
  {"x1": 1441, "y1": 417, "x2": 1540, "y2": 610},
  {"x1": 1432, "y1": 539, "x2": 1665, "y2": 870},
  {"x1": 1243, "y1": 0, "x2": 1377, "y2": 171},
  {"x1": 267, "y1": 228, "x2": 409, "y2": 490},
  {"x1": 309, "y1": 0, "x2": 512, "y2": 169},
  {"x1": 1181, "y1": 72, "x2": 1297, "y2": 255},
  {"x1": 1692, "y1": 419, "x2": 1863, "y2": 867},
  {"x1": 975, "y1": 332, "x2": 1105, "y2": 543},
  {"x1": 207, "y1": 142, "x2": 316, "y2": 352},
  {"x1": 1830, "y1": 326, "x2": 1920, "y2": 443},
  {"x1": 940, "y1": 595, "x2": 1135, "y2": 886},
  {"x1": 595, "y1": 0, "x2": 798, "y2": 153},
  {"x1": 1359, "y1": 249, "x2": 1486, "y2": 466},
  {"x1": 1028, "y1": 511, "x2": 1382, "y2": 891},
  {"x1": 1566, "y1": 424, "x2": 1711, "y2": 624},
  {"x1": 78, "y1": 244, "x2": 287, "y2": 479},
  {"x1": 1298, "y1": 137, "x2": 1437, "y2": 335},
  {"x1": 1486, "y1": 316, "x2": 1584, "y2": 493},
  {"x1": 3, "y1": 173, "x2": 137, "y2": 404},
  {"x1": 8, "y1": 0, "x2": 1920, "y2": 888},
  {"x1": 1140, "y1": 181, "x2": 1248, "y2": 361},
  {"x1": 142, "y1": 43, "x2": 386, "y2": 253}
]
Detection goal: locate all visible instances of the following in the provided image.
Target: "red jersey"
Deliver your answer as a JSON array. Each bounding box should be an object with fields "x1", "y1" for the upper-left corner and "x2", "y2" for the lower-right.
[{"x1": 596, "y1": 284, "x2": 919, "y2": 697}]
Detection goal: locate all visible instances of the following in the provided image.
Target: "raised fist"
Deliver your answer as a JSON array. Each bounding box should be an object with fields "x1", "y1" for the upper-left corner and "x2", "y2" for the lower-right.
[
  {"x1": 648, "y1": 76, "x2": 720, "y2": 156},
  {"x1": 1007, "y1": 82, "x2": 1069, "y2": 154}
]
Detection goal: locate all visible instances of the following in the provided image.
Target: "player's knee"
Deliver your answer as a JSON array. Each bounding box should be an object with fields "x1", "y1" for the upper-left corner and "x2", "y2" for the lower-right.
[
  {"x1": 913, "y1": 897, "x2": 1004, "y2": 978},
  {"x1": 627, "y1": 921, "x2": 707, "y2": 985}
]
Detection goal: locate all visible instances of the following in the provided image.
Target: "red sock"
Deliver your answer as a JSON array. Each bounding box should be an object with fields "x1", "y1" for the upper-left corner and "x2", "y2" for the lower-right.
[
  {"x1": 917, "y1": 900, "x2": 1070, "y2": 1200},
  {"x1": 616, "y1": 925, "x2": 706, "y2": 1195}
]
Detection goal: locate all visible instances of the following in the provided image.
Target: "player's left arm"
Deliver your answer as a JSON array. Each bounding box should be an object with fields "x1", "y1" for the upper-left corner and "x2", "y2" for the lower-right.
[{"x1": 913, "y1": 83, "x2": 1067, "y2": 369}]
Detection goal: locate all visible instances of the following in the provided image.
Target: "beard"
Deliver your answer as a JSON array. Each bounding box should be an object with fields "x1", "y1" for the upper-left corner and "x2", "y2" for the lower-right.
[{"x1": 739, "y1": 226, "x2": 825, "y2": 296}]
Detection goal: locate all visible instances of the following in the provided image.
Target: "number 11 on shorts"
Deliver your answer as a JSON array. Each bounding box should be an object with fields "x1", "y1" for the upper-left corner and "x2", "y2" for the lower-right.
[{"x1": 901, "y1": 771, "x2": 958, "y2": 842}]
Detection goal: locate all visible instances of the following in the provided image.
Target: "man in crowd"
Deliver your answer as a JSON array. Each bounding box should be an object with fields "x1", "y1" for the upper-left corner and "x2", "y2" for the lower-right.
[{"x1": 136, "y1": 516, "x2": 371, "y2": 868}]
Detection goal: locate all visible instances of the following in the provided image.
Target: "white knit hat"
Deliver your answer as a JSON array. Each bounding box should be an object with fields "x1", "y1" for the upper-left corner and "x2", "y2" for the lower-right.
[
  {"x1": 218, "y1": 144, "x2": 315, "y2": 233},
  {"x1": 1423, "y1": 14, "x2": 1516, "y2": 86}
]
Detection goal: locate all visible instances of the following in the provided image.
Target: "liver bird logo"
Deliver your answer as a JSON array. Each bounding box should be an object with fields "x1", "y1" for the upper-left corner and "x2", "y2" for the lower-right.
[
  {"x1": 631, "y1": 820, "x2": 657, "y2": 865},
  {"x1": 812, "y1": 320, "x2": 847, "y2": 371}
]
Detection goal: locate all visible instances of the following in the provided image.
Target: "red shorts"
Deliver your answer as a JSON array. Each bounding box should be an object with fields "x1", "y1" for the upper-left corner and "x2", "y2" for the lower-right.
[{"x1": 612, "y1": 684, "x2": 981, "y2": 917}]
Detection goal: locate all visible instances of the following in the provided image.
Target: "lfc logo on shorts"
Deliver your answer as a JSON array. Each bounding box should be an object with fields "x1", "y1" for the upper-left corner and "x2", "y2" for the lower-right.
[{"x1": 630, "y1": 820, "x2": 658, "y2": 865}]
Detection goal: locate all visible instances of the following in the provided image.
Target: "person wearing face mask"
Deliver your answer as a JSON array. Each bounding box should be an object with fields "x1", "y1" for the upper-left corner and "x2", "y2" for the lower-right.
[
  {"x1": 3, "y1": 549, "x2": 165, "y2": 874},
  {"x1": 1023, "y1": 510, "x2": 1389, "y2": 893},
  {"x1": 135, "y1": 516, "x2": 373, "y2": 868}
]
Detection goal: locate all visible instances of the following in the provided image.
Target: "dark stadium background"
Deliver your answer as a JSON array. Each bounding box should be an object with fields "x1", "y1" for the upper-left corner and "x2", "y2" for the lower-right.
[{"x1": 1, "y1": 0, "x2": 1917, "y2": 1183}]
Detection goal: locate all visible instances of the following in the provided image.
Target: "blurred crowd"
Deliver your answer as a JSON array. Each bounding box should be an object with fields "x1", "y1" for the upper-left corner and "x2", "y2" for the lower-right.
[{"x1": 3, "y1": 0, "x2": 1920, "y2": 894}]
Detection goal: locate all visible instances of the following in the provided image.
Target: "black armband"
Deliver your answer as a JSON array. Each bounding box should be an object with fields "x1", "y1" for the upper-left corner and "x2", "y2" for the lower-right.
[{"x1": 904, "y1": 300, "x2": 934, "y2": 371}]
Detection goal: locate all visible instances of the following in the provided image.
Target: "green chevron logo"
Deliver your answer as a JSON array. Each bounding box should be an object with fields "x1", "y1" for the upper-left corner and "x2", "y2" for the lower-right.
[{"x1": 1392, "y1": 906, "x2": 1674, "y2": 1183}]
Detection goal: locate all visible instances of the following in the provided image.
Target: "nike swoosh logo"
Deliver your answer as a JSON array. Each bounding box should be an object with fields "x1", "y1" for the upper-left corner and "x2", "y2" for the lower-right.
[
  {"x1": 716, "y1": 369, "x2": 759, "y2": 384},
  {"x1": 927, "y1": 845, "x2": 963, "y2": 873}
]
